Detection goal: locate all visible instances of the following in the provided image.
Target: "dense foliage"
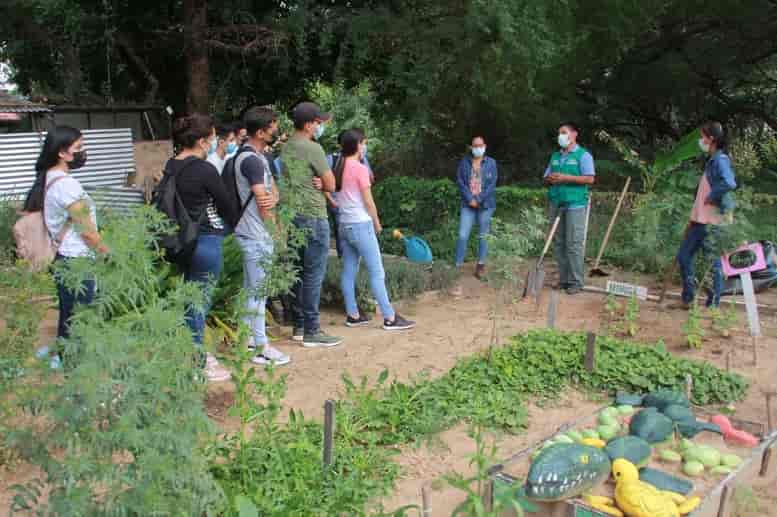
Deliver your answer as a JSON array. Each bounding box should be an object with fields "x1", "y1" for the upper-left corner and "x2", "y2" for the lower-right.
[{"x1": 3, "y1": 0, "x2": 777, "y2": 182}]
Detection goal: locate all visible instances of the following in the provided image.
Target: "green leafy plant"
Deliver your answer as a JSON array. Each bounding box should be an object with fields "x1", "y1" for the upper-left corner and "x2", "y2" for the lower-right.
[
  {"x1": 209, "y1": 365, "x2": 401, "y2": 516},
  {"x1": 683, "y1": 302, "x2": 705, "y2": 349},
  {"x1": 446, "y1": 422, "x2": 526, "y2": 517},
  {"x1": 9, "y1": 208, "x2": 225, "y2": 516},
  {"x1": 623, "y1": 294, "x2": 640, "y2": 337},
  {"x1": 710, "y1": 301, "x2": 738, "y2": 338}
]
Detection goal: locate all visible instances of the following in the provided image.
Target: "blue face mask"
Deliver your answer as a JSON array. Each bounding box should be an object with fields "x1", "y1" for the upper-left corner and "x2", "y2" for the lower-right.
[
  {"x1": 471, "y1": 146, "x2": 486, "y2": 158},
  {"x1": 314, "y1": 123, "x2": 325, "y2": 140},
  {"x1": 208, "y1": 138, "x2": 218, "y2": 155},
  {"x1": 226, "y1": 142, "x2": 238, "y2": 155}
]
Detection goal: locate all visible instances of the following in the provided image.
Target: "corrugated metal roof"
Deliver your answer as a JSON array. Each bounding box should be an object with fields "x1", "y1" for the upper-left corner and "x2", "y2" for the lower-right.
[
  {"x1": 0, "y1": 128, "x2": 135, "y2": 195},
  {"x1": 0, "y1": 103, "x2": 51, "y2": 113},
  {"x1": 84, "y1": 185, "x2": 146, "y2": 216}
]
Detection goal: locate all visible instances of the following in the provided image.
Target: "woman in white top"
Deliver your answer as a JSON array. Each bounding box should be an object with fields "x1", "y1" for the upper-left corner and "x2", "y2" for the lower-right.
[
  {"x1": 23, "y1": 126, "x2": 108, "y2": 366},
  {"x1": 334, "y1": 129, "x2": 416, "y2": 331}
]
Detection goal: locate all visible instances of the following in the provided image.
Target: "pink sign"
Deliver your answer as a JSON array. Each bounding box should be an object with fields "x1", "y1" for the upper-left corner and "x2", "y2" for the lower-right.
[{"x1": 721, "y1": 242, "x2": 766, "y2": 277}]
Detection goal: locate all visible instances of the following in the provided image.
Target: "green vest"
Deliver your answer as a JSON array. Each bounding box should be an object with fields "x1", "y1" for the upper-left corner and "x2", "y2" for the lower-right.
[{"x1": 548, "y1": 146, "x2": 590, "y2": 207}]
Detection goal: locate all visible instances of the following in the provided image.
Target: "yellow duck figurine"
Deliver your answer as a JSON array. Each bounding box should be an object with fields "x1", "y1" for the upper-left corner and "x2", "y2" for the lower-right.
[{"x1": 595, "y1": 459, "x2": 700, "y2": 517}]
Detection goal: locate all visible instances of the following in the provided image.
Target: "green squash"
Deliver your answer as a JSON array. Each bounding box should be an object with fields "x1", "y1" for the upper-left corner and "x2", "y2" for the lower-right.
[
  {"x1": 683, "y1": 461, "x2": 705, "y2": 477},
  {"x1": 629, "y1": 408, "x2": 674, "y2": 444},
  {"x1": 605, "y1": 436, "x2": 652, "y2": 467},
  {"x1": 525, "y1": 443, "x2": 611, "y2": 501},
  {"x1": 643, "y1": 390, "x2": 690, "y2": 411},
  {"x1": 659, "y1": 449, "x2": 682, "y2": 463},
  {"x1": 639, "y1": 467, "x2": 694, "y2": 495}
]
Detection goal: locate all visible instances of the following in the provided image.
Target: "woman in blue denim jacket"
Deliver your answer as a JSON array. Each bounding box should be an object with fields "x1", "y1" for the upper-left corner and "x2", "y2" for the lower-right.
[
  {"x1": 676, "y1": 121, "x2": 736, "y2": 308},
  {"x1": 455, "y1": 135, "x2": 498, "y2": 279}
]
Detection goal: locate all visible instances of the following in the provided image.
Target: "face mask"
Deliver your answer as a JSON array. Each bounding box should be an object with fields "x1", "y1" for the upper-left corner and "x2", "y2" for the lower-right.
[
  {"x1": 471, "y1": 146, "x2": 486, "y2": 158},
  {"x1": 208, "y1": 138, "x2": 218, "y2": 155},
  {"x1": 698, "y1": 138, "x2": 710, "y2": 154},
  {"x1": 67, "y1": 150, "x2": 88, "y2": 170},
  {"x1": 314, "y1": 123, "x2": 325, "y2": 140},
  {"x1": 558, "y1": 133, "x2": 570, "y2": 149},
  {"x1": 226, "y1": 142, "x2": 238, "y2": 155}
]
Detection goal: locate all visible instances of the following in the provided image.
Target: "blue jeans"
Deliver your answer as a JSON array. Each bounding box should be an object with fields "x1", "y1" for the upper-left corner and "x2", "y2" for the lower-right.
[
  {"x1": 183, "y1": 233, "x2": 225, "y2": 346},
  {"x1": 328, "y1": 205, "x2": 343, "y2": 258},
  {"x1": 339, "y1": 221, "x2": 395, "y2": 319},
  {"x1": 291, "y1": 216, "x2": 330, "y2": 334},
  {"x1": 455, "y1": 205, "x2": 495, "y2": 266},
  {"x1": 236, "y1": 236, "x2": 273, "y2": 348},
  {"x1": 53, "y1": 255, "x2": 96, "y2": 341},
  {"x1": 677, "y1": 222, "x2": 724, "y2": 307}
]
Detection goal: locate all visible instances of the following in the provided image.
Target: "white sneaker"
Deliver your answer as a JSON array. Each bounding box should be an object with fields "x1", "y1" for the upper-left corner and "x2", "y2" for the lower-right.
[
  {"x1": 251, "y1": 345, "x2": 291, "y2": 366},
  {"x1": 204, "y1": 353, "x2": 231, "y2": 382}
]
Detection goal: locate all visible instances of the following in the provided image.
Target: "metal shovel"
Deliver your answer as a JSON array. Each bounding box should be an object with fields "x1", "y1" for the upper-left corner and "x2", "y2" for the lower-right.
[
  {"x1": 523, "y1": 215, "x2": 562, "y2": 300},
  {"x1": 590, "y1": 176, "x2": 631, "y2": 277}
]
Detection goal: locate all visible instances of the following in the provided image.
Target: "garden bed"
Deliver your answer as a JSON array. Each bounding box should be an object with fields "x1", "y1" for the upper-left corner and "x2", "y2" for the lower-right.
[{"x1": 489, "y1": 405, "x2": 776, "y2": 517}]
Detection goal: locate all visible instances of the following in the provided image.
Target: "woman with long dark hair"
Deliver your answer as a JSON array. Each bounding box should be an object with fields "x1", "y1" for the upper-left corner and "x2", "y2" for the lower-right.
[
  {"x1": 334, "y1": 130, "x2": 415, "y2": 331},
  {"x1": 164, "y1": 114, "x2": 238, "y2": 382},
  {"x1": 455, "y1": 135, "x2": 498, "y2": 279},
  {"x1": 676, "y1": 121, "x2": 737, "y2": 308},
  {"x1": 24, "y1": 126, "x2": 107, "y2": 368}
]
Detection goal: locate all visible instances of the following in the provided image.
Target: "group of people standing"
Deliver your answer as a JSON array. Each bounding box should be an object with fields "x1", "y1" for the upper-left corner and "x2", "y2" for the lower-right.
[
  {"x1": 24, "y1": 106, "x2": 735, "y2": 381},
  {"x1": 455, "y1": 121, "x2": 737, "y2": 308},
  {"x1": 27, "y1": 102, "x2": 416, "y2": 382}
]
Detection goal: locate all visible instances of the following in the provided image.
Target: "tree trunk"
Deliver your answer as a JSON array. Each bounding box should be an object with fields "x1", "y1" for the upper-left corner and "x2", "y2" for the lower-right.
[
  {"x1": 61, "y1": 43, "x2": 84, "y2": 101},
  {"x1": 183, "y1": 0, "x2": 209, "y2": 114}
]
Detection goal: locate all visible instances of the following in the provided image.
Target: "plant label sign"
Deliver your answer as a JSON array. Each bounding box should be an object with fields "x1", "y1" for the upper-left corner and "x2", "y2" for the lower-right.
[
  {"x1": 606, "y1": 280, "x2": 648, "y2": 301},
  {"x1": 740, "y1": 272, "x2": 761, "y2": 337}
]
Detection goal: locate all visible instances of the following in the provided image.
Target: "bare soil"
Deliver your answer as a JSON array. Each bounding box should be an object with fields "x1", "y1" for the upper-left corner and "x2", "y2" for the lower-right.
[{"x1": 2, "y1": 263, "x2": 777, "y2": 516}]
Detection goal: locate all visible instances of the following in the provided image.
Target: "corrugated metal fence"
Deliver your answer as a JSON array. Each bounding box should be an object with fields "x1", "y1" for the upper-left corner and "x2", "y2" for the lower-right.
[{"x1": 0, "y1": 128, "x2": 136, "y2": 197}]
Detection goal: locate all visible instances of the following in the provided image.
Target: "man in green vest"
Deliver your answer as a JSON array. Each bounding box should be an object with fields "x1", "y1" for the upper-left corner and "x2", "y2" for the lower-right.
[{"x1": 544, "y1": 122, "x2": 595, "y2": 295}]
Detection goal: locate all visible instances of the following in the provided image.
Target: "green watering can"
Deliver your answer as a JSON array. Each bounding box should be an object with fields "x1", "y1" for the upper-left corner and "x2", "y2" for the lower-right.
[{"x1": 393, "y1": 229, "x2": 433, "y2": 264}]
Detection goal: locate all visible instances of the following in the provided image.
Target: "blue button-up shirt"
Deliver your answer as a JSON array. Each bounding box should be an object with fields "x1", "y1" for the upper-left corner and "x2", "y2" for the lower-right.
[
  {"x1": 457, "y1": 155, "x2": 498, "y2": 210},
  {"x1": 705, "y1": 150, "x2": 736, "y2": 213}
]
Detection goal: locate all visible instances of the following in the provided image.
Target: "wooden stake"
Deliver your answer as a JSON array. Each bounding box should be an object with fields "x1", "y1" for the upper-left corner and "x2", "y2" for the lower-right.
[
  {"x1": 482, "y1": 480, "x2": 494, "y2": 512},
  {"x1": 725, "y1": 349, "x2": 732, "y2": 372},
  {"x1": 752, "y1": 335, "x2": 758, "y2": 366},
  {"x1": 585, "y1": 332, "x2": 597, "y2": 372},
  {"x1": 422, "y1": 482, "x2": 432, "y2": 516},
  {"x1": 766, "y1": 392, "x2": 775, "y2": 435},
  {"x1": 547, "y1": 290, "x2": 558, "y2": 329},
  {"x1": 717, "y1": 484, "x2": 734, "y2": 517},
  {"x1": 685, "y1": 374, "x2": 693, "y2": 402},
  {"x1": 323, "y1": 399, "x2": 335, "y2": 468},
  {"x1": 760, "y1": 446, "x2": 773, "y2": 477}
]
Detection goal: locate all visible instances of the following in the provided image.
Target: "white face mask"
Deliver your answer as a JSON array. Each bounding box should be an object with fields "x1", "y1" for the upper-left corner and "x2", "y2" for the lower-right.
[
  {"x1": 558, "y1": 133, "x2": 570, "y2": 149},
  {"x1": 471, "y1": 146, "x2": 486, "y2": 158},
  {"x1": 698, "y1": 138, "x2": 711, "y2": 154}
]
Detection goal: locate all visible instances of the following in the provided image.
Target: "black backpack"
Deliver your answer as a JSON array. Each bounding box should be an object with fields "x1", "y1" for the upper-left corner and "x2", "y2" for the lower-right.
[
  {"x1": 222, "y1": 147, "x2": 256, "y2": 226},
  {"x1": 152, "y1": 160, "x2": 201, "y2": 264}
]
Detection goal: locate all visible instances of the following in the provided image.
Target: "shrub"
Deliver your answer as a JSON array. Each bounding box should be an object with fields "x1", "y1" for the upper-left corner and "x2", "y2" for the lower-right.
[
  {"x1": 9, "y1": 208, "x2": 225, "y2": 515},
  {"x1": 320, "y1": 256, "x2": 457, "y2": 314}
]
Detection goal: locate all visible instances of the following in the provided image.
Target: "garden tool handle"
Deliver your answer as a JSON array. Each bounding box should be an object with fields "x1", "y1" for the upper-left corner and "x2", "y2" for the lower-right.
[
  {"x1": 539, "y1": 215, "x2": 562, "y2": 264},
  {"x1": 592, "y1": 176, "x2": 631, "y2": 269}
]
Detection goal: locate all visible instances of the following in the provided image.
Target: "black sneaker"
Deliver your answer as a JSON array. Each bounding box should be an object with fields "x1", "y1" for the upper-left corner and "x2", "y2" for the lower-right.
[
  {"x1": 292, "y1": 327, "x2": 304, "y2": 342},
  {"x1": 345, "y1": 314, "x2": 371, "y2": 327},
  {"x1": 383, "y1": 314, "x2": 416, "y2": 331},
  {"x1": 565, "y1": 286, "x2": 582, "y2": 295}
]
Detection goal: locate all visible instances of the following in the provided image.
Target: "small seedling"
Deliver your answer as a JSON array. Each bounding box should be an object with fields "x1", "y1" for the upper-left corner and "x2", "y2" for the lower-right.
[
  {"x1": 683, "y1": 302, "x2": 705, "y2": 349},
  {"x1": 711, "y1": 301, "x2": 738, "y2": 338}
]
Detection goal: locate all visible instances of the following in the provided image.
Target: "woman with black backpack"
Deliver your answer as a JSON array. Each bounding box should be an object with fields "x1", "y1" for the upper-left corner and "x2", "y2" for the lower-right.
[{"x1": 163, "y1": 114, "x2": 238, "y2": 382}]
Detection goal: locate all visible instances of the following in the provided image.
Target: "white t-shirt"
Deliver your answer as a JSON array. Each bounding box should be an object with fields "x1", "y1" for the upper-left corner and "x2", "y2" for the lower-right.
[
  {"x1": 207, "y1": 152, "x2": 227, "y2": 175},
  {"x1": 44, "y1": 170, "x2": 97, "y2": 258}
]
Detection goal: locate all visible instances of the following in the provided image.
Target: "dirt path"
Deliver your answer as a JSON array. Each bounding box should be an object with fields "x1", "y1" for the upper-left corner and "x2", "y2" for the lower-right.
[{"x1": 3, "y1": 263, "x2": 777, "y2": 515}]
